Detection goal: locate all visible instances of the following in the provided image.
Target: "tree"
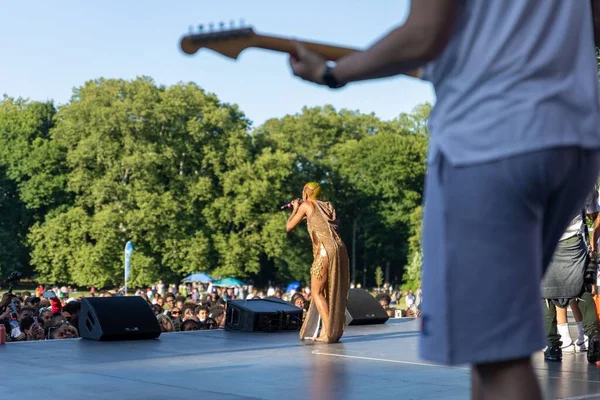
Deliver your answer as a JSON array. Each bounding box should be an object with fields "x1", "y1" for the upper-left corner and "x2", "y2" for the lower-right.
[
  {"x1": 402, "y1": 204, "x2": 424, "y2": 288},
  {"x1": 374, "y1": 266, "x2": 384, "y2": 289},
  {"x1": 331, "y1": 131, "x2": 428, "y2": 285},
  {"x1": 0, "y1": 97, "x2": 66, "y2": 278},
  {"x1": 29, "y1": 77, "x2": 260, "y2": 286},
  {"x1": 0, "y1": 167, "x2": 29, "y2": 277},
  {"x1": 403, "y1": 249, "x2": 422, "y2": 290},
  {"x1": 0, "y1": 98, "x2": 67, "y2": 212},
  {"x1": 393, "y1": 103, "x2": 431, "y2": 136}
]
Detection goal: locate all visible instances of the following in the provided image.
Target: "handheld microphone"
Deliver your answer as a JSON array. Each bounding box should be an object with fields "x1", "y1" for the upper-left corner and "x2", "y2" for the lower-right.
[{"x1": 280, "y1": 199, "x2": 302, "y2": 210}]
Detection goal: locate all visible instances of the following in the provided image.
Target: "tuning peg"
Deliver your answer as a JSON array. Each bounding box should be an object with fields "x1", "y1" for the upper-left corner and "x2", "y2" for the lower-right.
[
  {"x1": 219, "y1": 21, "x2": 225, "y2": 30},
  {"x1": 198, "y1": 24, "x2": 204, "y2": 32}
]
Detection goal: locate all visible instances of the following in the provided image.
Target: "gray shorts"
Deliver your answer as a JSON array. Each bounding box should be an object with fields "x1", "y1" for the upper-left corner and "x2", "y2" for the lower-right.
[
  {"x1": 540, "y1": 234, "x2": 587, "y2": 302},
  {"x1": 419, "y1": 147, "x2": 600, "y2": 366}
]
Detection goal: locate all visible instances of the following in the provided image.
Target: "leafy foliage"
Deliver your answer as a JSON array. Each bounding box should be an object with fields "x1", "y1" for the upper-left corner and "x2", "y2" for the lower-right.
[
  {"x1": 0, "y1": 79, "x2": 431, "y2": 287},
  {"x1": 374, "y1": 266, "x2": 384, "y2": 288}
]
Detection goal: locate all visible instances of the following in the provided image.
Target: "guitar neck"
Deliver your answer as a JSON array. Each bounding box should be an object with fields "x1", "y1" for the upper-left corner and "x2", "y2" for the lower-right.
[
  {"x1": 253, "y1": 34, "x2": 356, "y2": 61},
  {"x1": 252, "y1": 34, "x2": 422, "y2": 79}
]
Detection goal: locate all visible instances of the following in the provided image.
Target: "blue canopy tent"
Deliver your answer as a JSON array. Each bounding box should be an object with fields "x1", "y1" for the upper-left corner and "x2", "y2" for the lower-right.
[
  {"x1": 286, "y1": 281, "x2": 301, "y2": 293},
  {"x1": 181, "y1": 272, "x2": 214, "y2": 283},
  {"x1": 211, "y1": 277, "x2": 246, "y2": 288}
]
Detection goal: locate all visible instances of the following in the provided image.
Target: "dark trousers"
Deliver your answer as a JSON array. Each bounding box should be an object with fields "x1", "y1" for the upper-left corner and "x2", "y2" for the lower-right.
[{"x1": 543, "y1": 290, "x2": 599, "y2": 348}]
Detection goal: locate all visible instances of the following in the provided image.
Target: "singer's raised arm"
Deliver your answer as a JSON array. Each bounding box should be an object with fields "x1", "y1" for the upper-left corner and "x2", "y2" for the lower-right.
[{"x1": 286, "y1": 201, "x2": 309, "y2": 232}]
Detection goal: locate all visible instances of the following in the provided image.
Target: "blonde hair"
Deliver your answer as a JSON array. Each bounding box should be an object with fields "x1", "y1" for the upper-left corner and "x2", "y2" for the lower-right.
[{"x1": 303, "y1": 182, "x2": 322, "y2": 200}]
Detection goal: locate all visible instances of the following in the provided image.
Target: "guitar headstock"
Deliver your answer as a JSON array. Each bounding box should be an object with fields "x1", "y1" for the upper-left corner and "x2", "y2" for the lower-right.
[{"x1": 180, "y1": 21, "x2": 257, "y2": 59}]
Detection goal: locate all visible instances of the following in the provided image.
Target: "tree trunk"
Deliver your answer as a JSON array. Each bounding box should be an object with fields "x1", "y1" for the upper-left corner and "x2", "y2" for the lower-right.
[
  {"x1": 352, "y1": 217, "x2": 357, "y2": 285},
  {"x1": 362, "y1": 250, "x2": 367, "y2": 288},
  {"x1": 385, "y1": 262, "x2": 390, "y2": 285}
]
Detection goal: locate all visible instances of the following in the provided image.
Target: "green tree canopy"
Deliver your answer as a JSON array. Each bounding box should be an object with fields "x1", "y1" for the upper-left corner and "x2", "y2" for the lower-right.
[
  {"x1": 0, "y1": 97, "x2": 67, "y2": 277},
  {"x1": 0, "y1": 78, "x2": 431, "y2": 288}
]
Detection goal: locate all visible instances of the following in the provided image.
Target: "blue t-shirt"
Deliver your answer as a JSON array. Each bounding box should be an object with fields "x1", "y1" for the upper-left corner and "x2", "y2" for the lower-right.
[{"x1": 423, "y1": 0, "x2": 600, "y2": 166}]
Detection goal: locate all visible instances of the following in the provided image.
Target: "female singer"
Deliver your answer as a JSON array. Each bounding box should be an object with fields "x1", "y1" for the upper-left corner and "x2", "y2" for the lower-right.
[{"x1": 286, "y1": 182, "x2": 350, "y2": 343}]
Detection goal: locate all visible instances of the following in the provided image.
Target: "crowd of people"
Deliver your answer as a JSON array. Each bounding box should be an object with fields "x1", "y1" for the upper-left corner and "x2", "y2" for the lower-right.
[{"x1": 0, "y1": 280, "x2": 420, "y2": 342}]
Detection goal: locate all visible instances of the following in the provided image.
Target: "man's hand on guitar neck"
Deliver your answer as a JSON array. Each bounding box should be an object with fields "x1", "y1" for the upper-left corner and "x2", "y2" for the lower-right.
[
  {"x1": 289, "y1": 0, "x2": 458, "y2": 86},
  {"x1": 289, "y1": 41, "x2": 328, "y2": 85}
]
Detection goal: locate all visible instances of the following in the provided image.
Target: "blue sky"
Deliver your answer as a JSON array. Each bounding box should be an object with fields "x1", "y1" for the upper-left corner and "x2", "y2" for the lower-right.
[{"x1": 1, "y1": 0, "x2": 435, "y2": 127}]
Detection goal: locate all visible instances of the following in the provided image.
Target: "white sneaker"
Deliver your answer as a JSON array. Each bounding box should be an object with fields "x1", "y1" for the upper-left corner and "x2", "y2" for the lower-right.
[{"x1": 562, "y1": 342, "x2": 576, "y2": 354}]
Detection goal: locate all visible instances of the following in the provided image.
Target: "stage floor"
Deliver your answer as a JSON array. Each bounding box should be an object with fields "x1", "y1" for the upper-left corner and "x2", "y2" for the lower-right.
[{"x1": 0, "y1": 318, "x2": 598, "y2": 400}]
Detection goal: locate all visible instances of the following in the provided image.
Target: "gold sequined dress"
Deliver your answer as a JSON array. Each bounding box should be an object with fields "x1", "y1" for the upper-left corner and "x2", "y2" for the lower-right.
[{"x1": 299, "y1": 200, "x2": 350, "y2": 343}]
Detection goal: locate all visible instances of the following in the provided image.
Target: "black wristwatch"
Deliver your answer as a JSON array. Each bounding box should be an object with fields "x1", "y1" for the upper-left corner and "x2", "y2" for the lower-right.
[{"x1": 322, "y1": 65, "x2": 345, "y2": 89}]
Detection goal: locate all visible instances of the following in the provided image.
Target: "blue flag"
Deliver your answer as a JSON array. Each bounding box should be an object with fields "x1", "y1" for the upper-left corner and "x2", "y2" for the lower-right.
[{"x1": 124, "y1": 241, "x2": 134, "y2": 293}]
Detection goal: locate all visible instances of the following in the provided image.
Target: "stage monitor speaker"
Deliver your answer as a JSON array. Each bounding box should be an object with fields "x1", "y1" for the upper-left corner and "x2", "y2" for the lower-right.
[
  {"x1": 345, "y1": 288, "x2": 389, "y2": 326},
  {"x1": 79, "y1": 296, "x2": 161, "y2": 341},
  {"x1": 226, "y1": 298, "x2": 304, "y2": 332}
]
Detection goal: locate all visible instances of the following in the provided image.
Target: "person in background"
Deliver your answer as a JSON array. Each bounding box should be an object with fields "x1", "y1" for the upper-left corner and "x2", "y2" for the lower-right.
[
  {"x1": 376, "y1": 293, "x2": 391, "y2": 309},
  {"x1": 24, "y1": 297, "x2": 40, "y2": 309},
  {"x1": 376, "y1": 293, "x2": 394, "y2": 318},
  {"x1": 541, "y1": 183, "x2": 600, "y2": 363},
  {"x1": 196, "y1": 305, "x2": 209, "y2": 323},
  {"x1": 405, "y1": 290, "x2": 415, "y2": 309},
  {"x1": 164, "y1": 293, "x2": 175, "y2": 310},
  {"x1": 415, "y1": 287, "x2": 423, "y2": 309},
  {"x1": 20, "y1": 316, "x2": 44, "y2": 341},
  {"x1": 156, "y1": 314, "x2": 174, "y2": 332},
  {"x1": 157, "y1": 280, "x2": 165, "y2": 296}
]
